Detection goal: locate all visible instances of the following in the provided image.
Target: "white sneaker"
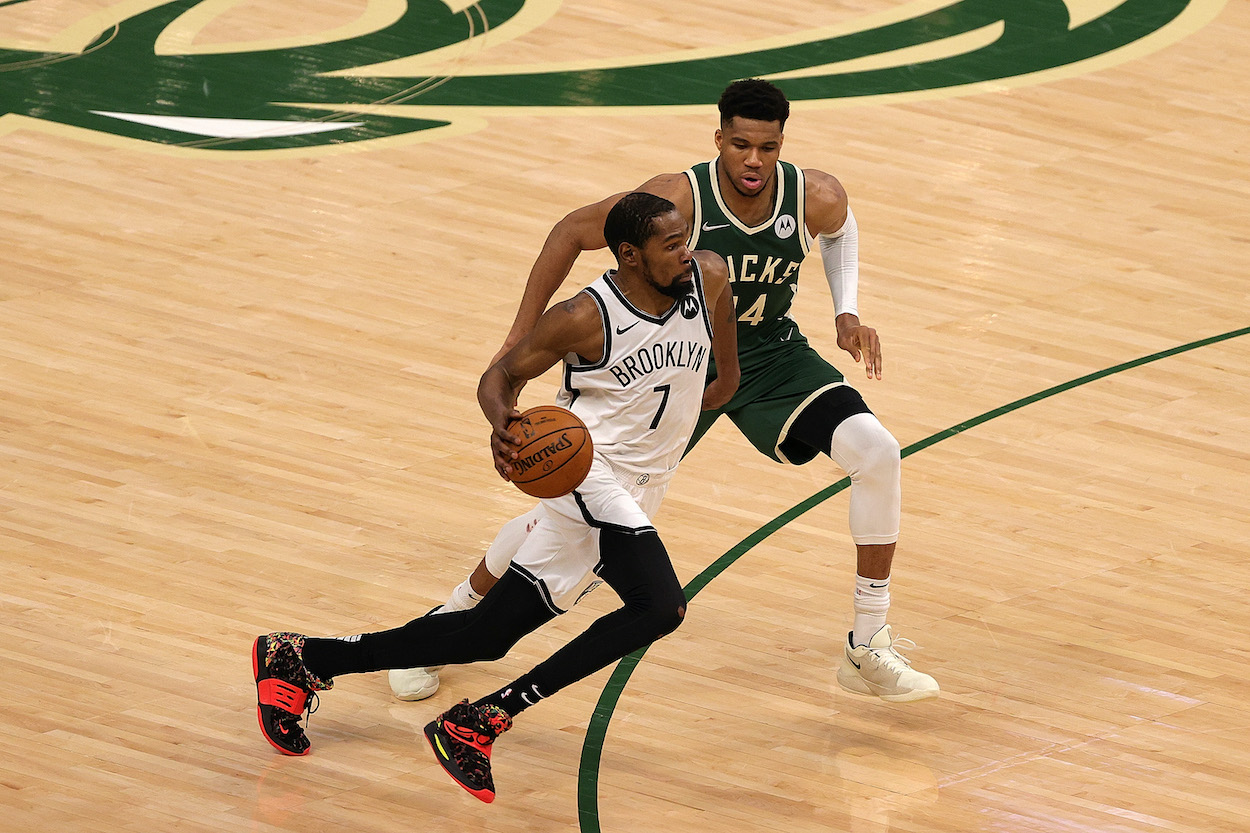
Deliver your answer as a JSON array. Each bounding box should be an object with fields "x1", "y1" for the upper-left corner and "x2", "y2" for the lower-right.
[
  {"x1": 837, "y1": 624, "x2": 939, "y2": 702},
  {"x1": 389, "y1": 666, "x2": 442, "y2": 701}
]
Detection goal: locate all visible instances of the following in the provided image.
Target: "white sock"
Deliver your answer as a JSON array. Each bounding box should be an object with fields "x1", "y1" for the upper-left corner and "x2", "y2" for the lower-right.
[
  {"x1": 442, "y1": 579, "x2": 484, "y2": 613},
  {"x1": 852, "y1": 574, "x2": 890, "y2": 647}
]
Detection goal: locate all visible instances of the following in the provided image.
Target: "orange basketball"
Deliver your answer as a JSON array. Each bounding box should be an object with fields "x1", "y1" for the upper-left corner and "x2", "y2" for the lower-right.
[{"x1": 505, "y1": 405, "x2": 594, "y2": 499}]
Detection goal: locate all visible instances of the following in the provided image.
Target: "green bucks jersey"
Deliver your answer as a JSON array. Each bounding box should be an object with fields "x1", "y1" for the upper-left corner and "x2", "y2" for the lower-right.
[{"x1": 685, "y1": 159, "x2": 813, "y2": 369}]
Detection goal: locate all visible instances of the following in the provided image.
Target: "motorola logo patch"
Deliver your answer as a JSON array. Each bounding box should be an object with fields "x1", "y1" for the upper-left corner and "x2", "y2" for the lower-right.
[{"x1": 774, "y1": 214, "x2": 797, "y2": 239}]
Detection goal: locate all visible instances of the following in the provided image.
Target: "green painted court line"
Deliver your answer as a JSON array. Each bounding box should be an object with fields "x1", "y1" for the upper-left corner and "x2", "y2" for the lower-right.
[{"x1": 577, "y1": 324, "x2": 1250, "y2": 832}]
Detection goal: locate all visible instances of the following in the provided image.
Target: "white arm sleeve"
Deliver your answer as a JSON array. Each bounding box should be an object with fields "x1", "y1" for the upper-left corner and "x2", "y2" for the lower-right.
[{"x1": 817, "y1": 205, "x2": 859, "y2": 317}]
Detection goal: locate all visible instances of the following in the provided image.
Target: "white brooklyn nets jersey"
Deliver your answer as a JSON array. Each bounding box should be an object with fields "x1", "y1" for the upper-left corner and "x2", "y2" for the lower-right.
[{"x1": 555, "y1": 261, "x2": 714, "y2": 482}]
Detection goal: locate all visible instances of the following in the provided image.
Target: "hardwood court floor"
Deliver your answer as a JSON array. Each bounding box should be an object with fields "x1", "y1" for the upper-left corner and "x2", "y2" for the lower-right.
[{"x1": 2, "y1": 1, "x2": 1248, "y2": 831}]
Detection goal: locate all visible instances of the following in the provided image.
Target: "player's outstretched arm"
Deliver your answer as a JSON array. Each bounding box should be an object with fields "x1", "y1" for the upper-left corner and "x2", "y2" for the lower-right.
[
  {"x1": 493, "y1": 196, "x2": 623, "y2": 365},
  {"x1": 493, "y1": 174, "x2": 695, "y2": 365},
  {"x1": 695, "y1": 251, "x2": 739, "y2": 410},
  {"x1": 479, "y1": 294, "x2": 604, "y2": 479},
  {"x1": 806, "y1": 168, "x2": 883, "y2": 380}
]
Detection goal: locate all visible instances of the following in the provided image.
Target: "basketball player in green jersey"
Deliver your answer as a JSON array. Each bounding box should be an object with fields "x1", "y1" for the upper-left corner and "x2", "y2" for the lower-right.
[{"x1": 392, "y1": 79, "x2": 938, "y2": 703}]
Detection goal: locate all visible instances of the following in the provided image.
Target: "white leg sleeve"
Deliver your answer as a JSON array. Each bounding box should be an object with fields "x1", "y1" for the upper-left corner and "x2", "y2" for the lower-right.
[
  {"x1": 482, "y1": 504, "x2": 546, "y2": 578},
  {"x1": 827, "y1": 412, "x2": 901, "y2": 545}
]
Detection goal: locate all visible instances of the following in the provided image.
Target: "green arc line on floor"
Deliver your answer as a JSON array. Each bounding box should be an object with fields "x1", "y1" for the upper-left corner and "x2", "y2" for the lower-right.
[{"x1": 576, "y1": 323, "x2": 1250, "y2": 832}]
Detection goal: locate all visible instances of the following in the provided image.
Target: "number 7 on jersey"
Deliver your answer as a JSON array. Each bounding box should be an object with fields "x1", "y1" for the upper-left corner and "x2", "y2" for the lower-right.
[{"x1": 649, "y1": 384, "x2": 671, "y2": 429}]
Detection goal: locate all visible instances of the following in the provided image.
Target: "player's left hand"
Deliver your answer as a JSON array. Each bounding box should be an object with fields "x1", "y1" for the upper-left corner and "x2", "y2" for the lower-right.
[{"x1": 835, "y1": 314, "x2": 883, "y2": 380}]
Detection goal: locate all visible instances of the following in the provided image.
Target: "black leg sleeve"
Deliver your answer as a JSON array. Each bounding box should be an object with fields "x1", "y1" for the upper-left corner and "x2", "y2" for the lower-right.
[
  {"x1": 477, "y1": 529, "x2": 686, "y2": 715},
  {"x1": 301, "y1": 570, "x2": 557, "y2": 680}
]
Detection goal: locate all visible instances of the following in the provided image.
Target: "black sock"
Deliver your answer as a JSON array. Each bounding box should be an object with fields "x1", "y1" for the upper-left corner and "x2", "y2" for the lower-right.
[{"x1": 476, "y1": 677, "x2": 546, "y2": 717}]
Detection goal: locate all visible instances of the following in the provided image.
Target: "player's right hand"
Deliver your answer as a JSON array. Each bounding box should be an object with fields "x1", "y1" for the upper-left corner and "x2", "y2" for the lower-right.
[
  {"x1": 490, "y1": 409, "x2": 524, "y2": 479},
  {"x1": 835, "y1": 314, "x2": 883, "y2": 380}
]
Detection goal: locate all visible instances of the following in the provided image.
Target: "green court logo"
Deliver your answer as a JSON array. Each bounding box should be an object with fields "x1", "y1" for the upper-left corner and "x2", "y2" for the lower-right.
[{"x1": 0, "y1": 0, "x2": 1213, "y2": 152}]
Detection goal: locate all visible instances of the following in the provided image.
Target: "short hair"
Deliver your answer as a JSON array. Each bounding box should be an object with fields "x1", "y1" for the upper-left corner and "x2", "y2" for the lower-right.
[
  {"x1": 604, "y1": 192, "x2": 677, "y2": 261},
  {"x1": 718, "y1": 78, "x2": 790, "y2": 130}
]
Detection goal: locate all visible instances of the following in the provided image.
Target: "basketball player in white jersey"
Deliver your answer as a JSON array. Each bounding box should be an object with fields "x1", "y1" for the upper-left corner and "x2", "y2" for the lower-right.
[
  {"x1": 250, "y1": 193, "x2": 738, "y2": 803},
  {"x1": 391, "y1": 79, "x2": 938, "y2": 706}
]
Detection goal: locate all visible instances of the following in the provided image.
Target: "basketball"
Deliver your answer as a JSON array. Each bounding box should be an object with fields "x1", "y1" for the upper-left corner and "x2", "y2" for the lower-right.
[{"x1": 505, "y1": 405, "x2": 593, "y2": 499}]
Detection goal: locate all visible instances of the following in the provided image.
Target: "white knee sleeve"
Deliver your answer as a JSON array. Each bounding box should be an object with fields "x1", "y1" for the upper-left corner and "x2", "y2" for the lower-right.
[
  {"x1": 828, "y1": 412, "x2": 901, "y2": 545},
  {"x1": 483, "y1": 504, "x2": 546, "y2": 577}
]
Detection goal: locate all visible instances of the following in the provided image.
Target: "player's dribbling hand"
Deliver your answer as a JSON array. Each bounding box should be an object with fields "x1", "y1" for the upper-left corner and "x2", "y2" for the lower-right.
[
  {"x1": 835, "y1": 314, "x2": 883, "y2": 380},
  {"x1": 490, "y1": 409, "x2": 524, "y2": 479}
]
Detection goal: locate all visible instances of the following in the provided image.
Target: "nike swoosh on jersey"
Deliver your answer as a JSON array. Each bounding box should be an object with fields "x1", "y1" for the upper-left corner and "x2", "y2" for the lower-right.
[
  {"x1": 701, "y1": 222, "x2": 731, "y2": 231},
  {"x1": 615, "y1": 322, "x2": 639, "y2": 335}
]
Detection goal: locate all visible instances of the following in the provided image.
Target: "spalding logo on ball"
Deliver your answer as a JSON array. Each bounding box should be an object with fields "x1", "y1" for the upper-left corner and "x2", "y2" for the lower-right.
[{"x1": 506, "y1": 405, "x2": 593, "y2": 499}]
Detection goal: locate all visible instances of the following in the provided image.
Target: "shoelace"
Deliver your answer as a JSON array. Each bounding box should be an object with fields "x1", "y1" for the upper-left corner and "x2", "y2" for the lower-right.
[
  {"x1": 302, "y1": 691, "x2": 320, "y2": 730},
  {"x1": 275, "y1": 690, "x2": 319, "y2": 734},
  {"x1": 448, "y1": 702, "x2": 511, "y2": 740},
  {"x1": 874, "y1": 635, "x2": 918, "y2": 671}
]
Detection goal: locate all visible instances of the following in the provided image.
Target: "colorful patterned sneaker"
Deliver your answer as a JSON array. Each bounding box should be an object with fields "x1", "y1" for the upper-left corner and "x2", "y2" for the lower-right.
[
  {"x1": 424, "y1": 699, "x2": 513, "y2": 803},
  {"x1": 252, "y1": 632, "x2": 333, "y2": 755},
  {"x1": 389, "y1": 605, "x2": 445, "y2": 701},
  {"x1": 837, "y1": 624, "x2": 940, "y2": 703}
]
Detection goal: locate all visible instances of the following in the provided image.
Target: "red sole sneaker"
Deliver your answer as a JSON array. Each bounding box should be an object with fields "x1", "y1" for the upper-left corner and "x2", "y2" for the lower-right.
[{"x1": 253, "y1": 635, "x2": 311, "y2": 756}]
